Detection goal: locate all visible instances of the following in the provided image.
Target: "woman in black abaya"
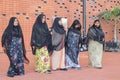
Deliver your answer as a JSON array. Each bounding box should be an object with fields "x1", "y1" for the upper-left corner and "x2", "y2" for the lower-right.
[
  {"x1": 65, "y1": 20, "x2": 82, "y2": 70},
  {"x1": 1, "y1": 17, "x2": 29, "y2": 77},
  {"x1": 51, "y1": 17, "x2": 67, "y2": 70},
  {"x1": 87, "y1": 20, "x2": 105, "y2": 69},
  {"x1": 31, "y1": 14, "x2": 52, "y2": 73}
]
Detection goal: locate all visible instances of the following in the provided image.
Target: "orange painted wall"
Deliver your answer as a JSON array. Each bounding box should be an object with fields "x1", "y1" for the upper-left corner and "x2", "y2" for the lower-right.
[{"x1": 0, "y1": 0, "x2": 120, "y2": 52}]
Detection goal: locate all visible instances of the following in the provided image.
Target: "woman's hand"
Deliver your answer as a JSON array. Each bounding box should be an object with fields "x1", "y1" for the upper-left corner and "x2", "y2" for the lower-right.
[
  {"x1": 67, "y1": 44, "x2": 70, "y2": 47},
  {"x1": 50, "y1": 31, "x2": 52, "y2": 35},
  {"x1": 24, "y1": 59, "x2": 29, "y2": 64},
  {"x1": 79, "y1": 44, "x2": 81, "y2": 48}
]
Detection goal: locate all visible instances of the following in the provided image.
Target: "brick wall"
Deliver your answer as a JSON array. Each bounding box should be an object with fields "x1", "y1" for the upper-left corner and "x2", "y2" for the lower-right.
[{"x1": 0, "y1": 0, "x2": 120, "y2": 52}]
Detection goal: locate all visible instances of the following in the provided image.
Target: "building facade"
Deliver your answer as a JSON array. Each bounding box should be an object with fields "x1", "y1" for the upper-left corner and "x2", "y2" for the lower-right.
[{"x1": 0, "y1": 0, "x2": 120, "y2": 51}]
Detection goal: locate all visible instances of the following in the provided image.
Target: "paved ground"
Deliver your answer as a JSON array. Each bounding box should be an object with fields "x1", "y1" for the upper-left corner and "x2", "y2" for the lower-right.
[{"x1": 0, "y1": 52, "x2": 120, "y2": 80}]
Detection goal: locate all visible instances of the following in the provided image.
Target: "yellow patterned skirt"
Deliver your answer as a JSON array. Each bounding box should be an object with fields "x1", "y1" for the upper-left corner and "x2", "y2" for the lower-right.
[{"x1": 35, "y1": 46, "x2": 50, "y2": 73}]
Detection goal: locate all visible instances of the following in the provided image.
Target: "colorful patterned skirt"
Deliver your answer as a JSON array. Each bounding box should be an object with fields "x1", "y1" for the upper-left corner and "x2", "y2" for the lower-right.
[
  {"x1": 6, "y1": 37, "x2": 24, "y2": 76},
  {"x1": 35, "y1": 46, "x2": 50, "y2": 73}
]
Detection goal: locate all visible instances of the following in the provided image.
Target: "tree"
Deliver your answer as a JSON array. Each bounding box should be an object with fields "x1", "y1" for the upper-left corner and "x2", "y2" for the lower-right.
[{"x1": 98, "y1": 6, "x2": 120, "y2": 42}]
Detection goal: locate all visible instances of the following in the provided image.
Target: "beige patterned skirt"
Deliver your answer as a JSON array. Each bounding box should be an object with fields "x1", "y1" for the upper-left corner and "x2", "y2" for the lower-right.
[{"x1": 88, "y1": 39, "x2": 103, "y2": 68}]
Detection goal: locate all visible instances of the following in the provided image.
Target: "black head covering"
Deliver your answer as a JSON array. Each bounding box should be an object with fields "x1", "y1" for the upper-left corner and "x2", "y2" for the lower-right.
[
  {"x1": 87, "y1": 19, "x2": 105, "y2": 44},
  {"x1": 31, "y1": 14, "x2": 53, "y2": 54},
  {"x1": 92, "y1": 19, "x2": 101, "y2": 29},
  {"x1": 1, "y1": 17, "x2": 29, "y2": 64},
  {"x1": 52, "y1": 17, "x2": 66, "y2": 34},
  {"x1": 69, "y1": 19, "x2": 81, "y2": 34}
]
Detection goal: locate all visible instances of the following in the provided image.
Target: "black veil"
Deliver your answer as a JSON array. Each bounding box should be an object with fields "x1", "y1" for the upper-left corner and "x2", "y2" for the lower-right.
[
  {"x1": 52, "y1": 17, "x2": 66, "y2": 51},
  {"x1": 69, "y1": 19, "x2": 81, "y2": 35},
  {"x1": 87, "y1": 20, "x2": 105, "y2": 44},
  {"x1": 31, "y1": 14, "x2": 53, "y2": 54}
]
